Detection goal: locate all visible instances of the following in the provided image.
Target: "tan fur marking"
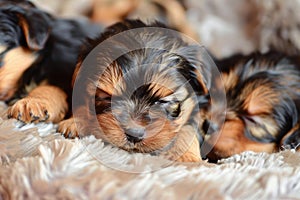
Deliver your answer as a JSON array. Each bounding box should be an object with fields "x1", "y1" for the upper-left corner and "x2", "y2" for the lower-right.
[
  {"x1": 0, "y1": 47, "x2": 37, "y2": 100},
  {"x1": 174, "y1": 97, "x2": 196, "y2": 131},
  {"x1": 167, "y1": 125, "x2": 201, "y2": 162},
  {"x1": 207, "y1": 119, "x2": 276, "y2": 160},
  {"x1": 18, "y1": 16, "x2": 32, "y2": 48},
  {"x1": 8, "y1": 85, "x2": 68, "y2": 123},
  {"x1": 71, "y1": 61, "x2": 82, "y2": 86},
  {"x1": 246, "y1": 116, "x2": 279, "y2": 138},
  {"x1": 0, "y1": 45, "x2": 6, "y2": 54},
  {"x1": 93, "y1": 103, "x2": 201, "y2": 162},
  {"x1": 243, "y1": 85, "x2": 279, "y2": 115},
  {"x1": 95, "y1": 111, "x2": 179, "y2": 153},
  {"x1": 98, "y1": 62, "x2": 124, "y2": 95},
  {"x1": 149, "y1": 83, "x2": 173, "y2": 98},
  {"x1": 18, "y1": 15, "x2": 48, "y2": 50},
  {"x1": 195, "y1": 70, "x2": 209, "y2": 94},
  {"x1": 221, "y1": 71, "x2": 239, "y2": 91}
]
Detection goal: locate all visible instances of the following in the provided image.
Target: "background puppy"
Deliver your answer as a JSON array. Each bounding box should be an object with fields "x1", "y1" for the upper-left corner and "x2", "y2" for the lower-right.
[
  {"x1": 59, "y1": 19, "x2": 213, "y2": 162},
  {"x1": 0, "y1": 0, "x2": 101, "y2": 123},
  {"x1": 202, "y1": 52, "x2": 300, "y2": 162}
]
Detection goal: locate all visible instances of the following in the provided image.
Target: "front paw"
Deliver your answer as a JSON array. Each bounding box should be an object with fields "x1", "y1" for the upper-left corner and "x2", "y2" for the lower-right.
[
  {"x1": 58, "y1": 118, "x2": 81, "y2": 139},
  {"x1": 7, "y1": 97, "x2": 64, "y2": 123}
]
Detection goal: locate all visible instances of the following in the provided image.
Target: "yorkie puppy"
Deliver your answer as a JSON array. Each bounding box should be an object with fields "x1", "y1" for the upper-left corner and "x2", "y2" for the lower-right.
[
  {"x1": 59, "y1": 19, "x2": 213, "y2": 162},
  {"x1": 0, "y1": 0, "x2": 101, "y2": 123},
  {"x1": 202, "y1": 52, "x2": 300, "y2": 162}
]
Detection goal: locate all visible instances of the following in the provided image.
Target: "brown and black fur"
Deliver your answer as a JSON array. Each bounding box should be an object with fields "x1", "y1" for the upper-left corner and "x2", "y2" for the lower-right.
[
  {"x1": 59, "y1": 19, "x2": 211, "y2": 162},
  {"x1": 203, "y1": 52, "x2": 300, "y2": 162},
  {"x1": 0, "y1": 0, "x2": 101, "y2": 123},
  {"x1": 59, "y1": 19, "x2": 300, "y2": 163}
]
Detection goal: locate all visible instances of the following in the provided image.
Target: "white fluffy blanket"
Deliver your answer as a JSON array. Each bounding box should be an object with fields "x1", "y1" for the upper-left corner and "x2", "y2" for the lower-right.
[{"x1": 0, "y1": 103, "x2": 299, "y2": 199}]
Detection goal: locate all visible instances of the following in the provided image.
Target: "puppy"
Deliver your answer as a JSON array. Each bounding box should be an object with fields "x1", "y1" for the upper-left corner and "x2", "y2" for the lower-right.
[
  {"x1": 202, "y1": 52, "x2": 300, "y2": 162},
  {"x1": 59, "y1": 19, "x2": 212, "y2": 162},
  {"x1": 59, "y1": 19, "x2": 300, "y2": 163},
  {"x1": 0, "y1": 0, "x2": 101, "y2": 123}
]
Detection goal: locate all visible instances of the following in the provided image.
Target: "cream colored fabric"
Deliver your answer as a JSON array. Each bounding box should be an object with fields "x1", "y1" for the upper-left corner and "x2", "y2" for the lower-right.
[{"x1": 0, "y1": 112, "x2": 299, "y2": 199}]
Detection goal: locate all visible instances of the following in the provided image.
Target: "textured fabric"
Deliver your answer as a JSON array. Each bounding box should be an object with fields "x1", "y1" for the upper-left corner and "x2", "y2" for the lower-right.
[{"x1": 0, "y1": 113, "x2": 299, "y2": 199}]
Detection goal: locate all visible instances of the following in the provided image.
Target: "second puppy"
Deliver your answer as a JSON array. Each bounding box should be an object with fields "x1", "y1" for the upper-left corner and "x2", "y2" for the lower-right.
[
  {"x1": 203, "y1": 52, "x2": 300, "y2": 162},
  {"x1": 0, "y1": 0, "x2": 101, "y2": 123}
]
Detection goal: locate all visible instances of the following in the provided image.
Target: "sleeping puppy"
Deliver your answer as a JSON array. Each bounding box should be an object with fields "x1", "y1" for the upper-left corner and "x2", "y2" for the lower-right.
[
  {"x1": 59, "y1": 19, "x2": 213, "y2": 162},
  {"x1": 59, "y1": 19, "x2": 300, "y2": 162},
  {"x1": 203, "y1": 52, "x2": 300, "y2": 162},
  {"x1": 0, "y1": 0, "x2": 101, "y2": 123}
]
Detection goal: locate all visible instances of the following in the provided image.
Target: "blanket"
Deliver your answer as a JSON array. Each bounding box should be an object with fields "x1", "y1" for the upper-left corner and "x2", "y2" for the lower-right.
[
  {"x1": 0, "y1": 103, "x2": 299, "y2": 199},
  {"x1": 2, "y1": 0, "x2": 300, "y2": 199}
]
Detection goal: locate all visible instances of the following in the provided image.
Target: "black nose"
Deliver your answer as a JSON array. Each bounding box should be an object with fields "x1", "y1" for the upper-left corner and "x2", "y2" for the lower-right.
[{"x1": 125, "y1": 128, "x2": 145, "y2": 143}]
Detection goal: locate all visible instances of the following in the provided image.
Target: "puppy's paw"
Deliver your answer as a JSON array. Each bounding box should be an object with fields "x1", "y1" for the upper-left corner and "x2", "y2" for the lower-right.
[
  {"x1": 7, "y1": 97, "x2": 65, "y2": 123},
  {"x1": 7, "y1": 98, "x2": 49, "y2": 123},
  {"x1": 58, "y1": 118, "x2": 81, "y2": 139}
]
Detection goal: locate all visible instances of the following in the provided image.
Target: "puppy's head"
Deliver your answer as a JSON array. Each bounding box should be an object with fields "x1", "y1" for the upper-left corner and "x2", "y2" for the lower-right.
[
  {"x1": 74, "y1": 20, "x2": 212, "y2": 156},
  {"x1": 0, "y1": 0, "x2": 50, "y2": 100}
]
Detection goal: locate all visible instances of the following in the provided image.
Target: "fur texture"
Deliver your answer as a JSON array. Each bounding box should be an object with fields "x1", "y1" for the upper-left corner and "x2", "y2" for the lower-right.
[
  {"x1": 0, "y1": 0, "x2": 101, "y2": 123},
  {"x1": 203, "y1": 52, "x2": 300, "y2": 161},
  {"x1": 0, "y1": 114, "x2": 300, "y2": 199},
  {"x1": 59, "y1": 20, "x2": 300, "y2": 163},
  {"x1": 59, "y1": 20, "x2": 211, "y2": 162}
]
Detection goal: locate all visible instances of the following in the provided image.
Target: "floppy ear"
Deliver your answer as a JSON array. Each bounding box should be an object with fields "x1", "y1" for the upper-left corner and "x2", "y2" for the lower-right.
[
  {"x1": 17, "y1": 9, "x2": 50, "y2": 50},
  {"x1": 176, "y1": 45, "x2": 214, "y2": 95}
]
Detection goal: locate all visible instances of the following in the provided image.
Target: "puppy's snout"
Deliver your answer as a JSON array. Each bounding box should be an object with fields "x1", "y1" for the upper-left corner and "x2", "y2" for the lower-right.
[{"x1": 125, "y1": 127, "x2": 145, "y2": 143}]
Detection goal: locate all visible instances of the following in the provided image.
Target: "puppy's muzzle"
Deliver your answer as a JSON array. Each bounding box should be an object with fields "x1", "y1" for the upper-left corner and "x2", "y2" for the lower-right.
[{"x1": 124, "y1": 127, "x2": 145, "y2": 143}]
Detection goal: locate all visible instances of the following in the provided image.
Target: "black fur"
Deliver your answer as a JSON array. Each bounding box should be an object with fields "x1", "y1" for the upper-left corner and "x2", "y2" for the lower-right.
[
  {"x1": 0, "y1": 0, "x2": 102, "y2": 106},
  {"x1": 61, "y1": 19, "x2": 300, "y2": 161},
  {"x1": 210, "y1": 52, "x2": 300, "y2": 156}
]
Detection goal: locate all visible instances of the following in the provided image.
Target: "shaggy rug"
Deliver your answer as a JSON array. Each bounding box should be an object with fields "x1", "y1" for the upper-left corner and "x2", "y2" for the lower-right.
[{"x1": 0, "y1": 103, "x2": 299, "y2": 199}]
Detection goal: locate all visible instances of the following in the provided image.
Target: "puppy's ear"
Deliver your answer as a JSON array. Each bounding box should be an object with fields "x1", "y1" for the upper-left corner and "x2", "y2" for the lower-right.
[
  {"x1": 176, "y1": 45, "x2": 214, "y2": 94},
  {"x1": 17, "y1": 9, "x2": 50, "y2": 50}
]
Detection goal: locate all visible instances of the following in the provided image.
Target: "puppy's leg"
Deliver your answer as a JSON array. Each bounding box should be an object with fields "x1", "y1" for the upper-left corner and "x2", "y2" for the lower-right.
[
  {"x1": 58, "y1": 105, "x2": 91, "y2": 138},
  {"x1": 7, "y1": 85, "x2": 68, "y2": 123},
  {"x1": 0, "y1": 47, "x2": 38, "y2": 101}
]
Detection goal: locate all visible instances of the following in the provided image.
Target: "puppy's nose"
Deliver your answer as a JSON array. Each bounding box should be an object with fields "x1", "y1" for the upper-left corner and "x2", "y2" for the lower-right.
[{"x1": 125, "y1": 128, "x2": 145, "y2": 143}]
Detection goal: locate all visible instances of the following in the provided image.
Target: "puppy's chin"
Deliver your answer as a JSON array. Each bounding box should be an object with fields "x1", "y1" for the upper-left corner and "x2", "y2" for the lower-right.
[{"x1": 95, "y1": 112, "x2": 179, "y2": 153}]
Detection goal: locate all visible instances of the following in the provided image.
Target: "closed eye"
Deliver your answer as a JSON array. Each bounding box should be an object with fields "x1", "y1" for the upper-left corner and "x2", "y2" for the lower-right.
[
  {"x1": 95, "y1": 88, "x2": 111, "y2": 101},
  {"x1": 155, "y1": 99, "x2": 168, "y2": 104},
  {"x1": 95, "y1": 96, "x2": 111, "y2": 101},
  {"x1": 153, "y1": 99, "x2": 181, "y2": 119},
  {"x1": 95, "y1": 88, "x2": 112, "y2": 114},
  {"x1": 165, "y1": 101, "x2": 181, "y2": 118}
]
